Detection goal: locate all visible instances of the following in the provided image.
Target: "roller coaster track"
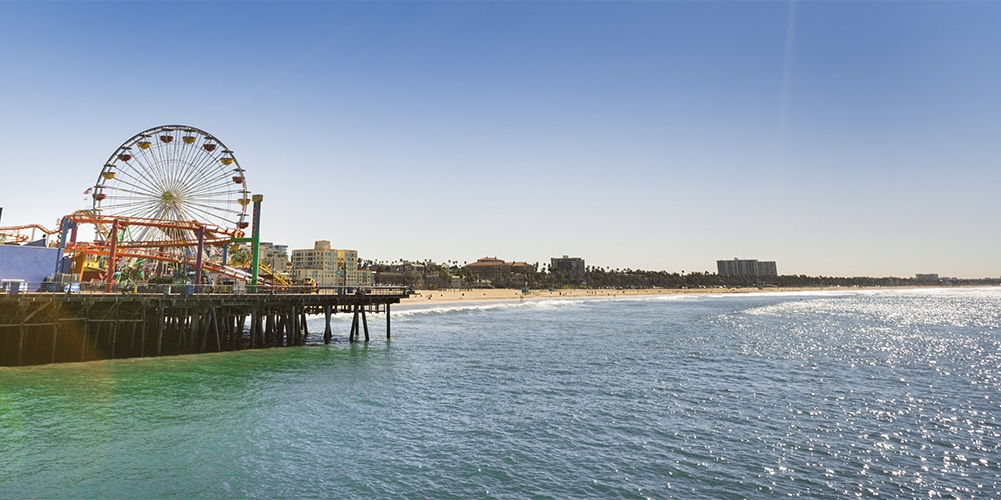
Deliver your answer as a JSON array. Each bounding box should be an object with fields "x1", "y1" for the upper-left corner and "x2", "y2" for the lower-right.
[
  {"x1": 59, "y1": 214, "x2": 273, "y2": 286},
  {"x1": 259, "y1": 262, "x2": 292, "y2": 286},
  {"x1": 65, "y1": 213, "x2": 244, "y2": 248},
  {"x1": 6, "y1": 214, "x2": 275, "y2": 286},
  {"x1": 66, "y1": 242, "x2": 276, "y2": 287},
  {"x1": 0, "y1": 224, "x2": 59, "y2": 244}
]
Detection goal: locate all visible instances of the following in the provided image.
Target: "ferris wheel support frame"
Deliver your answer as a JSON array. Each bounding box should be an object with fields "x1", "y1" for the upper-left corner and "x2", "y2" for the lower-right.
[
  {"x1": 230, "y1": 194, "x2": 264, "y2": 288},
  {"x1": 105, "y1": 219, "x2": 120, "y2": 293}
]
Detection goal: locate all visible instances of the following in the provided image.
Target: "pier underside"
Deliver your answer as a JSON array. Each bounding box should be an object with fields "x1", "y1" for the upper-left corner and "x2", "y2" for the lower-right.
[{"x1": 0, "y1": 291, "x2": 402, "y2": 367}]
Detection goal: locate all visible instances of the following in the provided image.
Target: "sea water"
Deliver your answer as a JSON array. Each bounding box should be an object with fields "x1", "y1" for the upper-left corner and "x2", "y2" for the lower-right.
[{"x1": 1, "y1": 288, "x2": 999, "y2": 498}]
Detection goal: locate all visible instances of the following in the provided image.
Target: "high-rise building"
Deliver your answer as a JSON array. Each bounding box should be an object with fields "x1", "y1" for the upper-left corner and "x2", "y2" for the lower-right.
[
  {"x1": 290, "y1": 240, "x2": 372, "y2": 287},
  {"x1": 717, "y1": 258, "x2": 778, "y2": 277},
  {"x1": 756, "y1": 260, "x2": 777, "y2": 277},
  {"x1": 550, "y1": 255, "x2": 586, "y2": 283}
]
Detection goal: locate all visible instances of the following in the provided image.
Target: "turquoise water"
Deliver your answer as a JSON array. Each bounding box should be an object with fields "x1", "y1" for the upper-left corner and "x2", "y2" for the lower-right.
[{"x1": 1, "y1": 288, "x2": 999, "y2": 498}]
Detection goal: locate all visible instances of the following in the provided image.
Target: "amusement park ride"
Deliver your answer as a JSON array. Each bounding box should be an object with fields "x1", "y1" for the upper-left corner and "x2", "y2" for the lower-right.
[{"x1": 1, "y1": 125, "x2": 280, "y2": 290}]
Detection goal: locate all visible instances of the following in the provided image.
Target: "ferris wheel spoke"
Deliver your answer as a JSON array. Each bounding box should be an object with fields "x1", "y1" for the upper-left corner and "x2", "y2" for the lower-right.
[
  {"x1": 179, "y1": 195, "x2": 237, "y2": 213},
  {"x1": 186, "y1": 197, "x2": 240, "y2": 212},
  {"x1": 178, "y1": 142, "x2": 215, "y2": 186},
  {"x1": 191, "y1": 186, "x2": 245, "y2": 204},
  {"x1": 179, "y1": 191, "x2": 225, "y2": 206},
  {"x1": 115, "y1": 158, "x2": 165, "y2": 195},
  {"x1": 170, "y1": 167, "x2": 215, "y2": 194},
  {"x1": 146, "y1": 203, "x2": 175, "y2": 222},
  {"x1": 174, "y1": 166, "x2": 219, "y2": 200},
  {"x1": 133, "y1": 199, "x2": 174, "y2": 221},
  {"x1": 181, "y1": 206, "x2": 233, "y2": 225},
  {"x1": 169, "y1": 148, "x2": 194, "y2": 192},
  {"x1": 103, "y1": 163, "x2": 158, "y2": 196},
  {"x1": 112, "y1": 177, "x2": 162, "y2": 200},
  {"x1": 99, "y1": 202, "x2": 153, "y2": 219},
  {"x1": 179, "y1": 142, "x2": 223, "y2": 185},
  {"x1": 149, "y1": 146, "x2": 178, "y2": 192},
  {"x1": 176, "y1": 203, "x2": 230, "y2": 225},
  {"x1": 147, "y1": 141, "x2": 178, "y2": 193},
  {"x1": 105, "y1": 183, "x2": 163, "y2": 201},
  {"x1": 176, "y1": 133, "x2": 200, "y2": 167},
  {"x1": 167, "y1": 140, "x2": 200, "y2": 191},
  {"x1": 183, "y1": 179, "x2": 242, "y2": 200},
  {"x1": 128, "y1": 142, "x2": 168, "y2": 185},
  {"x1": 181, "y1": 171, "x2": 231, "y2": 192},
  {"x1": 154, "y1": 155, "x2": 180, "y2": 195},
  {"x1": 100, "y1": 196, "x2": 162, "y2": 213},
  {"x1": 177, "y1": 177, "x2": 244, "y2": 207}
]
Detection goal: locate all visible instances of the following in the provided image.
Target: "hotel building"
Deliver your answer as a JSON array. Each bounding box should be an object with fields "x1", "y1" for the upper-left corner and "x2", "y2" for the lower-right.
[
  {"x1": 290, "y1": 240, "x2": 373, "y2": 287},
  {"x1": 465, "y1": 257, "x2": 534, "y2": 282}
]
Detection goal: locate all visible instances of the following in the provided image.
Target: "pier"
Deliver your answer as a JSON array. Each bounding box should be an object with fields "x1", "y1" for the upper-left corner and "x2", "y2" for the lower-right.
[
  {"x1": 0, "y1": 286, "x2": 408, "y2": 367},
  {"x1": 0, "y1": 124, "x2": 414, "y2": 368}
]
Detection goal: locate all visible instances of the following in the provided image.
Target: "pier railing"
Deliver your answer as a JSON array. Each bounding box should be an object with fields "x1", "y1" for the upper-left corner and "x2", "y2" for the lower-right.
[{"x1": 0, "y1": 280, "x2": 409, "y2": 298}]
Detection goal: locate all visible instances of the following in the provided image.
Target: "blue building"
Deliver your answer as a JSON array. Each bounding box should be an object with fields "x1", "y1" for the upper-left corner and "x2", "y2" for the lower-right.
[{"x1": 0, "y1": 243, "x2": 62, "y2": 290}]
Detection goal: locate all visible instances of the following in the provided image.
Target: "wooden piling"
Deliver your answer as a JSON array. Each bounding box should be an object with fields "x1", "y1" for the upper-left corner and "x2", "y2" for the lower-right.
[
  {"x1": 81, "y1": 320, "x2": 88, "y2": 362},
  {"x1": 50, "y1": 324, "x2": 58, "y2": 364},
  {"x1": 324, "y1": 303, "x2": 332, "y2": 344},
  {"x1": 17, "y1": 325, "x2": 24, "y2": 366},
  {"x1": 156, "y1": 304, "x2": 164, "y2": 356},
  {"x1": 361, "y1": 306, "x2": 369, "y2": 342},
  {"x1": 110, "y1": 320, "x2": 118, "y2": 359}
]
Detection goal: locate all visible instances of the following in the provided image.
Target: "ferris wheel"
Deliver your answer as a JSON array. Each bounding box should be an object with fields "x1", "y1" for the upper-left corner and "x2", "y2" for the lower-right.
[{"x1": 91, "y1": 125, "x2": 250, "y2": 246}]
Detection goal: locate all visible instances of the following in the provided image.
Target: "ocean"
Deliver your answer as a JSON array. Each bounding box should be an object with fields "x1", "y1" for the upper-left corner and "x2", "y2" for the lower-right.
[{"x1": 1, "y1": 288, "x2": 999, "y2": 498}]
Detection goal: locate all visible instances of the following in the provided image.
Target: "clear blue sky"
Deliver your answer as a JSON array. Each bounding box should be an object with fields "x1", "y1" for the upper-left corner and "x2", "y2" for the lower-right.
[{"x1": 1, "y1": 1, "x2": 998, "y2": 278}]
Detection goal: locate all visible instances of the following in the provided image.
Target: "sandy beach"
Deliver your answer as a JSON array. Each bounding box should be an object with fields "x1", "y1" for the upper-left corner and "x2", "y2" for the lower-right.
[{"x1": 398, "y1": 286, "x2": 847, "y2": 307}]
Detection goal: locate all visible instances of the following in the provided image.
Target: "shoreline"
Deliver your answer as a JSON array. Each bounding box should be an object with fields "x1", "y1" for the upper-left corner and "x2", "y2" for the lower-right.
[{"x1": 396, "y1": 285, "x2": 981, "y2": 309}]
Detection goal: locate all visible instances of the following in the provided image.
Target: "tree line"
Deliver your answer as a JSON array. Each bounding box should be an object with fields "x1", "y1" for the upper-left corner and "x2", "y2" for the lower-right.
[{"x1": 360, "y1": 260, "x2": 999, "y2": 290}]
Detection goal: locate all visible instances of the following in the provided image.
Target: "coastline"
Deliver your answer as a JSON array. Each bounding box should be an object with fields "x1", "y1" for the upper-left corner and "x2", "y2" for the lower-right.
[{"x1": 396, "y1": 285, "x2": 925, "y2": 308}]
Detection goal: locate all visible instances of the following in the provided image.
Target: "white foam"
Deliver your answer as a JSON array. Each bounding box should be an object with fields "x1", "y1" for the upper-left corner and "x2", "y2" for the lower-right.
[{"x1": 389, "y1": 298, "x2": 594, "y2": 317}]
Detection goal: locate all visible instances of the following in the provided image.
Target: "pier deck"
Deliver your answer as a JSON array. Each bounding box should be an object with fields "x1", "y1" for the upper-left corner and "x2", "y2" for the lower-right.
[{"x1": 0, "y1": 287, "x2": 408, "y2": 367}]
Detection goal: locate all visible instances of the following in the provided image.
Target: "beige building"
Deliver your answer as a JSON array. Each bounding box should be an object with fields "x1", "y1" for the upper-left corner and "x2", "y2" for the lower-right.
[
  {"x1": 290, "y1": 241, "x2": 373, "y2": 287},
  {"x1": 259, "y1": 242, "x2": 289, "y2": 273}
]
